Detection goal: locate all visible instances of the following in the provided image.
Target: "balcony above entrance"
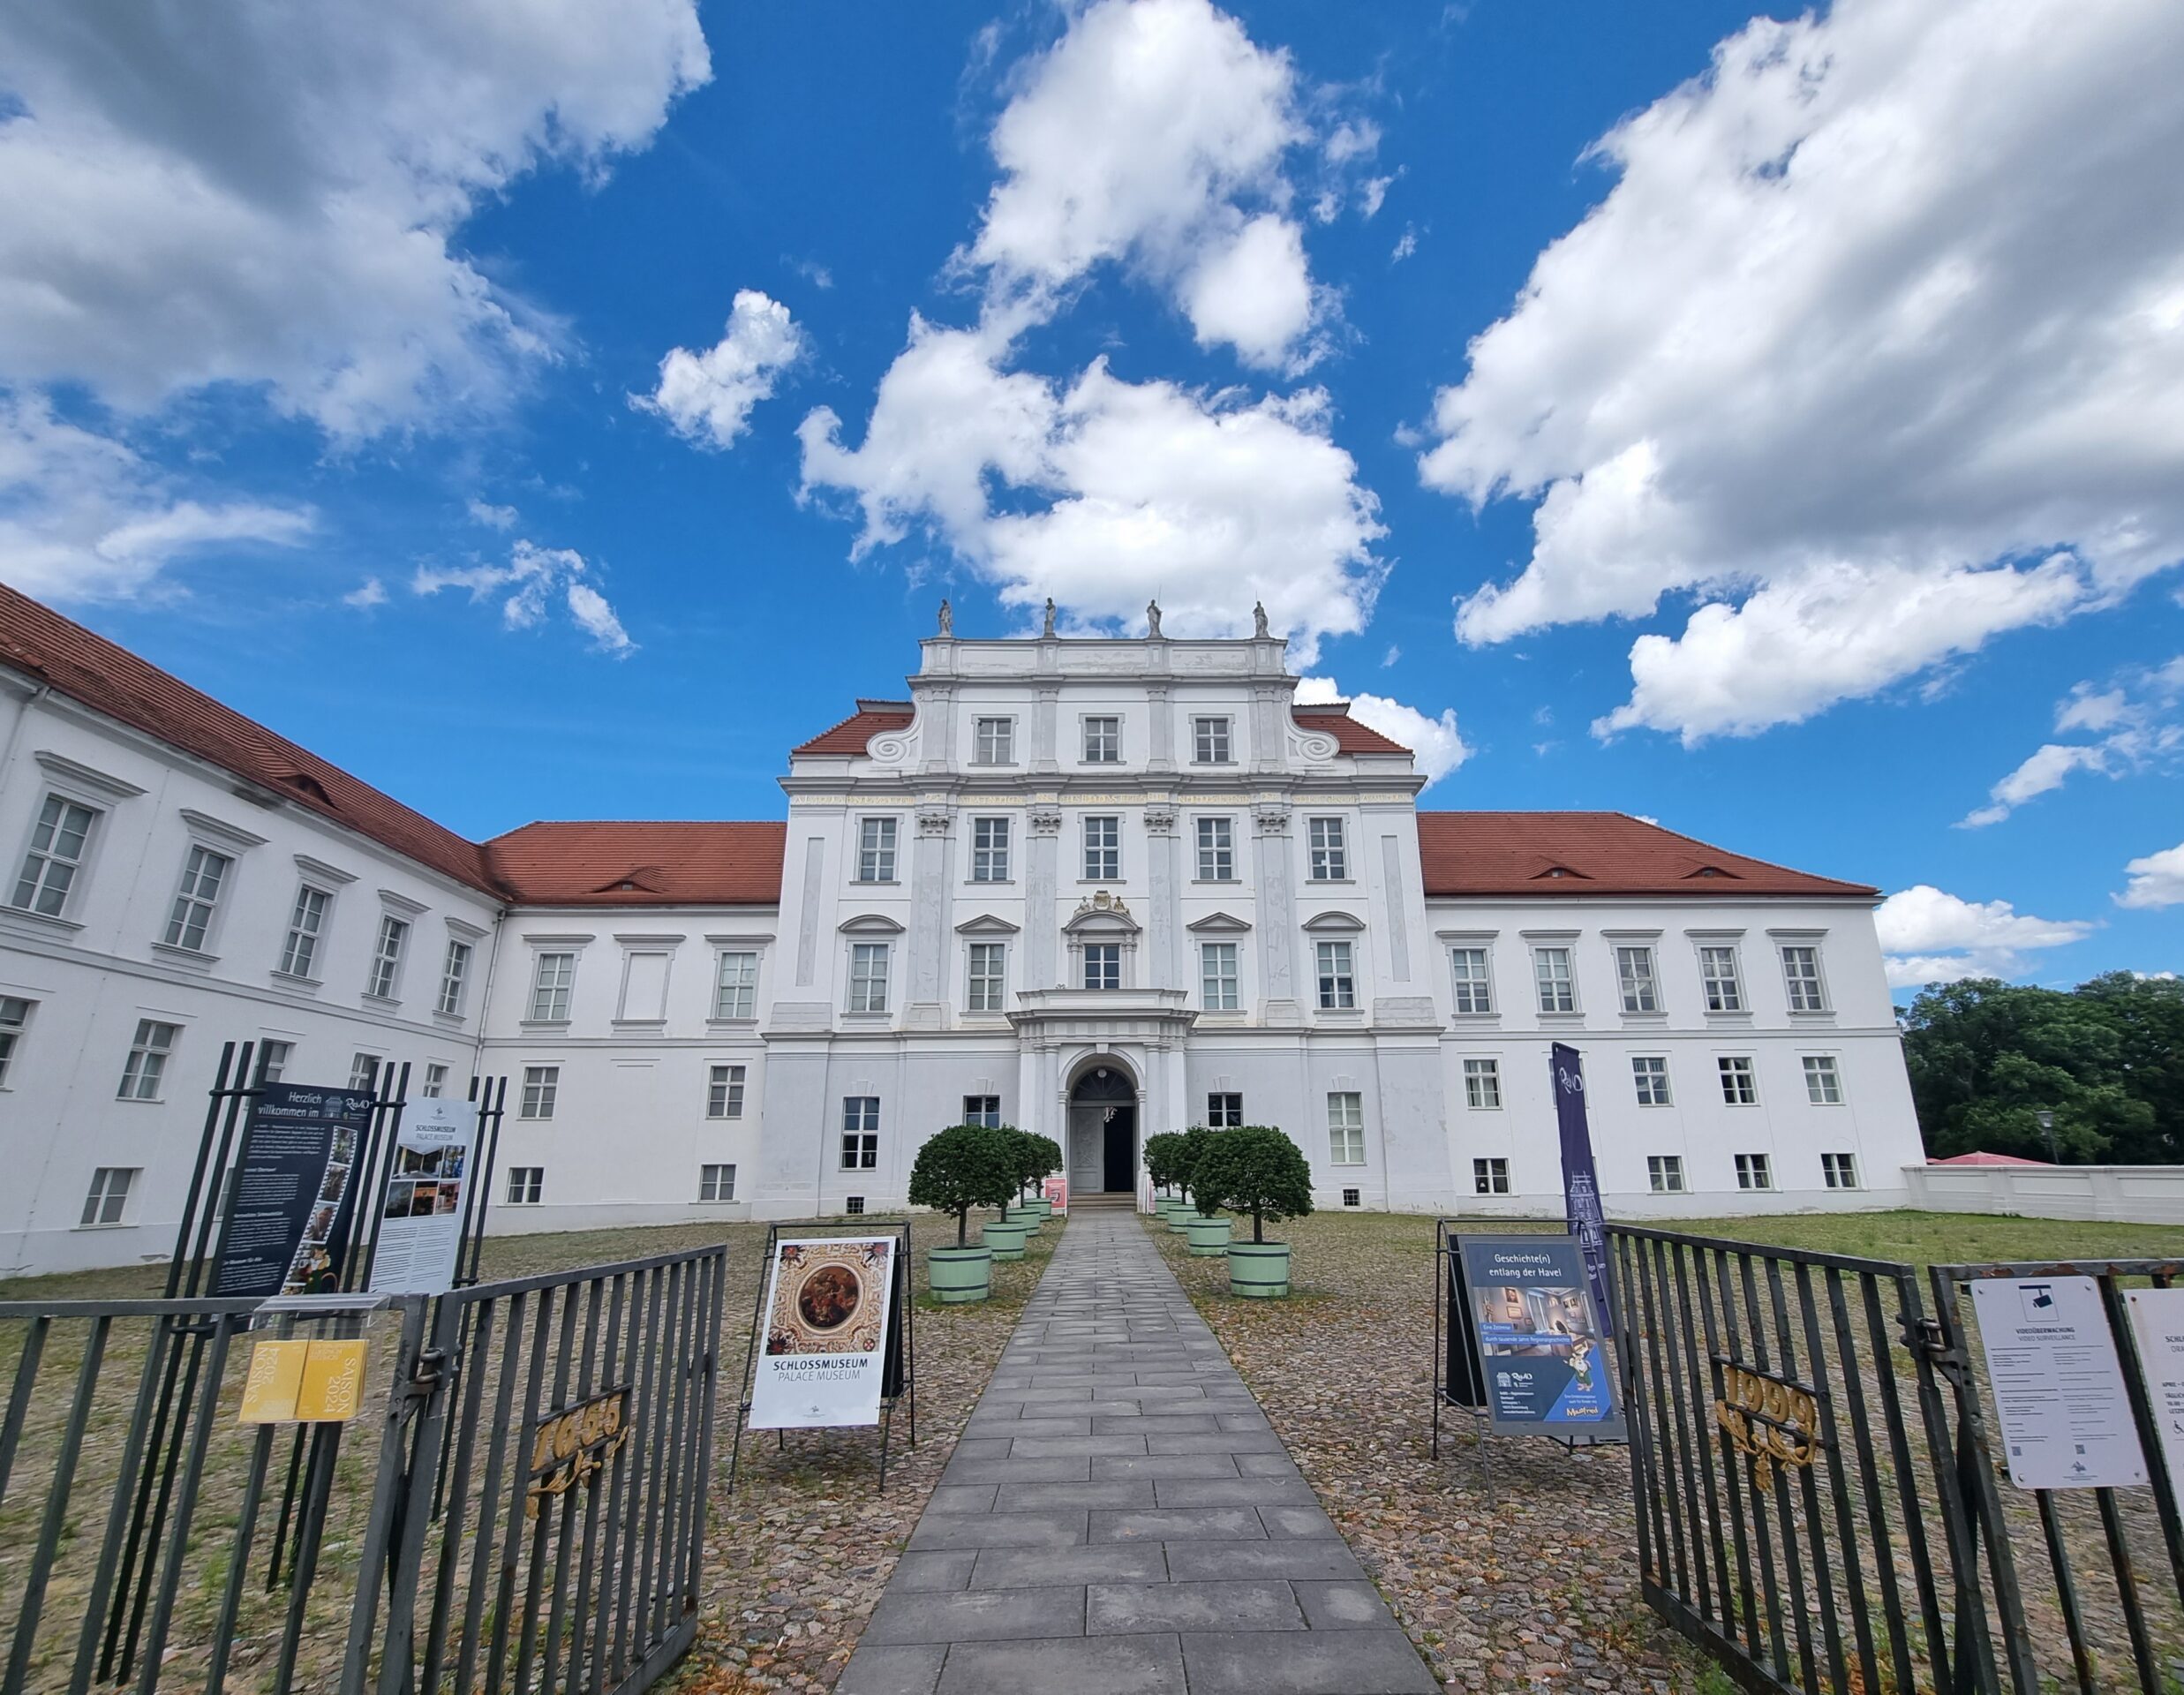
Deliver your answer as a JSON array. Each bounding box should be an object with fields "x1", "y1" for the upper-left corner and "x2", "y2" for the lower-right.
[{"x1": 1005, "y1": 986, "x2": 1196, "y2": 1049}]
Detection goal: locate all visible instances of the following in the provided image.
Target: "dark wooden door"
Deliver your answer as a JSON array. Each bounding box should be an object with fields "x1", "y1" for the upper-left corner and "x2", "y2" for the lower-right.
[{"x1": 1102, "y1": 1107, "x2": 1135, "y2": 1192}]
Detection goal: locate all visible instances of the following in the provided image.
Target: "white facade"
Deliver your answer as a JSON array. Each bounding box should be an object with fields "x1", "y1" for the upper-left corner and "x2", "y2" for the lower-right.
[{"x1": 0, "y1": 613, "x2": 1926, "y2": 1276}]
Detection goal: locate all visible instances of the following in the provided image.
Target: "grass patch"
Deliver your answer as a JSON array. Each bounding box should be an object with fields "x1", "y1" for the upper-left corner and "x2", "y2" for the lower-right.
[{"x1": 1660, "y1": 1209, "x2": 2182, "y2": 1268}]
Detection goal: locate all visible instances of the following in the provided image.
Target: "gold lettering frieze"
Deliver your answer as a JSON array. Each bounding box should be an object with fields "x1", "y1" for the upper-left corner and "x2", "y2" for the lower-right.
[
  {"x1": 525, "y1": 1387, "x2": 631, "y2": 1518},
  {"x1": 1713, "y1": 1364, "x2": 1819, "y2": 1486}
]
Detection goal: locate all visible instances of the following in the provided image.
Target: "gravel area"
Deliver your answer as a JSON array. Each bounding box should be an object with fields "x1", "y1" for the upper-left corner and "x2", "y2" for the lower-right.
[
  {"x1": 667, "y1": 1211, "x2": 1058, "y2": 1695},
  {"x1": 1141, "y1": 1209, "x2": 1708, "y2": 1695}
]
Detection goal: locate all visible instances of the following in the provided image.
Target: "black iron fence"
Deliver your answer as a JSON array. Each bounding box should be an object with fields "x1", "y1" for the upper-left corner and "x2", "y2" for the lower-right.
[
  {"x1": 1609, "y1": 1224, "x2": 2184, "y2": 1695},
  {"x1": 0, "y1": 1244, "x2": 723, "y2": 1694}
]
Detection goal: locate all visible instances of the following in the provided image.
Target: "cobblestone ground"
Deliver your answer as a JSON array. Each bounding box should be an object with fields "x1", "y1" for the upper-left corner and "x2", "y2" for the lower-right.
[{"x1": 1141, "y1": 1211, "x2": 1711, "y2": 1695}]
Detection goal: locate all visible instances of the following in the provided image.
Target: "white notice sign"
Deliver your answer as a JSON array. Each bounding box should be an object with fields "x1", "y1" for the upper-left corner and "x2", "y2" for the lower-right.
[
  {"x1": 749, "y1": 1236, "x2": 896, "y2": 1430},
  {"x1": 1969, "y1": 1276, "x2": 2147, "y2": 1490},
  {"x1": 2124, "y1": 1287, "x2": 2184, "y2": 1490},
  {"x1": 367, "y1": 1097, "x2": 480, "y2": 1296}
]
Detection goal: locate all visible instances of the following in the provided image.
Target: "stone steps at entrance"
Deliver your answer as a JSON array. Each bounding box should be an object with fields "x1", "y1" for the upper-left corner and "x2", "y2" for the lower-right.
[
  {"x1": 838, "y1": 1209, "x2": 1435, "y2": 1694},
  {"x1": 1065, "y1": 1193, "x2": 1140, "y2": 1212}
]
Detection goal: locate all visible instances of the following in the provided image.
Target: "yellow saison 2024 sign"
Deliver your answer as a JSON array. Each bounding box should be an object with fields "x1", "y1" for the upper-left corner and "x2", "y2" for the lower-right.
[{"x1": 237, "y1": 1337, "x2": 369, "y2": 1424}]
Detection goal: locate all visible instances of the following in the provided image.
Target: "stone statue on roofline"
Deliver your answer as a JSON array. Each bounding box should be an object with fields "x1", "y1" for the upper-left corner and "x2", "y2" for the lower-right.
[
  {"x1": 1147, "y1": 599, "x2": 1163, "y2": 637},
  {"x1": 937, "y1": 599, "x2": 953, "y2": 637},
  {"x1": 1042, "y1": 597, "x2": 1056, "y2": 637},
  {"x1": 1253, "y1": 600, "x2": 1269, "y2": 638}
]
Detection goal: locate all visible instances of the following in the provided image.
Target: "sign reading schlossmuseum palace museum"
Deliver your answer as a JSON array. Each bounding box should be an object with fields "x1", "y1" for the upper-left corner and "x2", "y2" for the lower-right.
[
  {"x1": 749, "y1": 1237, "x2": 900, "y2": 1429},
  {"x1": 1457, "y1": 1233, "x2": 1625, "y2": 1441}
]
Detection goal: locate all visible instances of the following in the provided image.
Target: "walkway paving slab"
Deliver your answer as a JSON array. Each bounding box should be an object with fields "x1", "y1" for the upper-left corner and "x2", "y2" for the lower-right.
[{"x1": 839, "y1": 1207, "x2": 1431, "y2": 1694}]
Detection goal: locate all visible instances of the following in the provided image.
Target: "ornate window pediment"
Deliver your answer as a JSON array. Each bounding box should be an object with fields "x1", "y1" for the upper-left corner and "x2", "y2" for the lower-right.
[
  {"x1": 1064, "y1": 890, "x2": 1139, "y2": 934},
  {"x1": 1186, "y1": 911, "x2": 1252, "y2": 934},
  {"x1": 955, "y1": 913, "x2": 1020, "y2": 935},
  {"x1": 1302, "y1": 910, "x2": 1366, "y2": 933},
  {"x1": 839, "y1": 913, "x2": 905, "y2": 935}
]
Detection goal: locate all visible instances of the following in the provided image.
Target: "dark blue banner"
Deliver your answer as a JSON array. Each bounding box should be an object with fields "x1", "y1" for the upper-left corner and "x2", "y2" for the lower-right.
[{"x1": 1550, "y1": 1042, "x2": 1615, "y2": 1338}]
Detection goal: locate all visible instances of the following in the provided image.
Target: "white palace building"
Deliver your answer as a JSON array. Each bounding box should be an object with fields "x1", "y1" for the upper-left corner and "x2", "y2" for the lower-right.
[{"x1": 0, "y1": 584, "x2": 1924, "y2": 1274}]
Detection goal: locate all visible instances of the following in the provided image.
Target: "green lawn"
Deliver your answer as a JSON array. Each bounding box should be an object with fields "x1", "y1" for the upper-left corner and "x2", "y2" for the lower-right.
[{"x1": 1653, "y1": 1208, "x2": 2184, "y2": 1269}]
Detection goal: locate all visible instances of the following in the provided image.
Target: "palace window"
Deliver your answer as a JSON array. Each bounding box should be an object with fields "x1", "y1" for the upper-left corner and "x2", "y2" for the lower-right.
[
  {"x1": 1083, "y1": 943, "x2": 1121, "y2": 991},
  {"x1": 855, "y1": 817, "x2": 898, "y2": 883},
  {"x1": 0, "y1": 996, "x2": 29, "y2": 1088},
  {"x1": 1082, "y1": 815, "x2": 1120, "y2": 881},
  {"x1": 1208, "y1": 1092, "x2": 1243, "y2": 1127},
  {"x1": 1736, "y1": 1153, "x2": 1773, "y2": 1191},
  {"x1": 715, "y1": 951, "x2": 758, "y2": 1020},
  {"x1": 422, "y1": 1062, "x2": 448, "y2": 1097},
  {"x1": 1307, "y1": 817, "x2": 1346, "y2": 880},
  {"x1": 971, "y1": 817, "x2": 1011, "y2": 882},
  {"x1": 349, "y1": 1052, "x2": 381, "y2": 1094},
  {"x1": 507, "y1": 1167, "x2": 544, "y2": 1205},
  {"x1": 12, "y1": 794, "x2": 99, "y2": 918},
  {"x1": 1449, "y1": 947, "x2": 1494, "y2": 1014},
  {"x1": 1699, "y1": 945, "x2": 1745, "y2": 1013},
  {"x1": 1615, "y1": 945, "x2": 1660, "y2": 1014},
  {"x1": 438, "y1": 938, "x2": 471, "y2": 1017},
  {"x1": 1464, "y1": 1058, "x2": 1502, "y2": 1109},
  {"x1": 1648, "y1": 1155, "x2": 1686, "y2": 1194},
  {"x1": 706, "y1": 1064, "x2": 746, "y2": 1119},
  {"x1": 847, "y1": 943, "x2": 891, "y2": 1013},
  {"x1": 1781, "y1": 945, "x2": 1828, "y2": 1013},
  {"x1": 255, "y1": 1038, "x2": 291, "y2": 1084},
  {"x1": 841, "y1": 1097, "x2": 879, "y2": 1169},
  {"x1": 1200, "y1": 942, "x2": 1239, "y2": 1011},
  {"x1": 1314, "y1": 940, "x2": 1355, "y2": 1010},
  {"x1": 1473, "y1": 1157, "x2": 1510, "y2": 1196},
  {"x1": 1533, "y1": 946, "x2": 1577, "y2": 1013},
  {"x1": 1082, "y1": 717, "x2": 1121, "y2": 764},
  {"x1": 967, "y1": 943, "x2": 1005, "y2": 1013},
  {"x1": 1631, "y1": 1056, "x2": 1671, "y2": 1107},
  {"x1": 520, "y1": 1065, "x2": 559, "y2": 1120},
  {"x1": 117, "y1": 1020, "x2": 177, "y2": 1101},
  {"x1": 700, "y1": 1164, "x2": 736, "y2": 1202},
  {"x1": 1803, "y1": 1055, "x2": 1843, "y2": 1104},
  {"x1": 81, "y1": 1167, "x2": 137, "y2": 1227},
  {"x1": 1821, "y1": 1151, "x2": 1859, "y2": 1189},
  {"x1": 1719, "y1": 1056, "x2": 1758, "y2": 1105},
  {"x1": 1193, "y1": 717, "x2": 1232, "y2": 764},
  {"x1": 279, "y1": 885, "x2": 329, "y2": 978},
  {"x1": 530, "y1": 952, "x2": 575, "y2": 1021},
  {"x1": 1328, "y1": 1092, "x2": 1365, "y2": 1164},
  {"x1": 366, "y1": 915, "x2": 408, "y2": 1000},
  {"x1": 1195, "y1": 817, "x2": 1235, "y2": 881},
  {"x1": 974, "y1": 717, "x2": 1014, "y2": 765},
  {"x1": 162, "y1": 845, "x2": 231, "y2": 952},
  {"x1": 963, "y1": 1095, "x2": 1002, "y2": 1127}
]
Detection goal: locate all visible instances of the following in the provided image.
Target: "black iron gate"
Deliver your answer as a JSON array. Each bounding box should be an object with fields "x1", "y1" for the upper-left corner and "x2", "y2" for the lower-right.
[
  {"x1": 1609, "y1": 1225, "x2": 2184, "y2": 1695},
  {"x1": 0, "y1": 1244, "x2": 723, "y2": 1693}
]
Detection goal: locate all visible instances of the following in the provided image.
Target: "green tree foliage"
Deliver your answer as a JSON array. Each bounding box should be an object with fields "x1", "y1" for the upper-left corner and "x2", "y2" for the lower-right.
[
  {"x1": 1011, "y1": 1131, "x2": 1063, "y2": 1199},
  {"x1": 1141, "y1": 1131, "x2": 1186, "y2": 1194},
  {"x1": 1175, "y1": 1124, "x2": 1216, "y2": 1200},
  {"x1": 907, "y1": 1124, "x2": 1020, "y2": 1245},
  {"x1": 1190, "y1": 1125, "x2": 1314, "y2": 1242},
  {"x1": 1900, "y1": 972, "x2": 2180, "y2": 1164}
]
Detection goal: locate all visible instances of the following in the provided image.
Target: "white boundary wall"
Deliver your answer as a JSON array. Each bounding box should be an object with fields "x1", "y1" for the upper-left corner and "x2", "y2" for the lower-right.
[{"x1": 1902, "y1": 1164, "x2": 2184, "y2": 1225}]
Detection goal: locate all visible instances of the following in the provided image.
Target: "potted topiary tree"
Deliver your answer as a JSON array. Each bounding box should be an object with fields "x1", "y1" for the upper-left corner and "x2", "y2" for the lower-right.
[
  {"x1": 1190, "y1": 1125, "x2": 1314, "y2": 1296},
  {"x1": 1141, "y1": 1131, "x2": 1189, "y2": 1224},
  {"x1": 908, "y1": 1124, "x2": 1020, "y2": 1301},
  {"x1": 1005, "y1": 1130, "x2": 1060, "y2": 1233},
  {"x1": 1169, "y1": 1124, "x2": 1216, "y2": 1232}
]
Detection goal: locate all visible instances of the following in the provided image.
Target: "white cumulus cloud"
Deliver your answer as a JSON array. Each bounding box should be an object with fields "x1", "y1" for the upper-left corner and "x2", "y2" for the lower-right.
[
  {"x1": 635, "y1": 290, "x2": 806, "y2": 448},
  {"x1": 411, "y1": 538, "x2": 634, "y2": 656},
  {"x1": 1959, "y1": 656, "x2": 2184, "y2": 825},
  {"x1": 1295, "y1": 676, "x2": 1469, "y2": 785},
  {"x1": 2117, "y1": 842, "x2": 2184, "y2": 910},
  {"x1": 800, "y1": 319, "x2": 1383, "y2": 667},
  {"x1": 1875, "y1": 884, "x2": 2093, "y2": 987},
  {"x1": 1423, "y1": 0, "x2": 2184, "y2": 741}
]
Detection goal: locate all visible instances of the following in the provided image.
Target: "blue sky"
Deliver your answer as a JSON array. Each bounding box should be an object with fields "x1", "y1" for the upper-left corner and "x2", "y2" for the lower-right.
[{"x1": 2, "y1": 0, "x2": 2180, "y2": 991}]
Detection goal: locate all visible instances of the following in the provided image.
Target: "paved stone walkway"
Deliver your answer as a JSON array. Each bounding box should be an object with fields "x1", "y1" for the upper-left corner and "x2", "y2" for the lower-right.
[{"x1": 840, "y1": 1207, "x2": 1436, "y2": 1695}]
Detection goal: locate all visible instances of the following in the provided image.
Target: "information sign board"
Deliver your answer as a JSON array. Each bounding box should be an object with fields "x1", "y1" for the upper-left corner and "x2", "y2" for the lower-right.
[
  {"x1": 213, "y1": 1081, "x2": 375, "y2": 1298},
  {"x1": 1457, "y1": 1233, "x2": 1624, "y2": 1441},
  {"x1": 368, "y1": 1096, "x2": 480, "y2": 1295},
  {"x1": 2123, "y1": 1286, "x2": 2184, "y2": 1490},
  {"x1": 1969, "y1": 1275, "x2": 2147, "y2": 1489},
  {"x1": 749, "y1": 1235, "x2": 900, "y2": 1429}
]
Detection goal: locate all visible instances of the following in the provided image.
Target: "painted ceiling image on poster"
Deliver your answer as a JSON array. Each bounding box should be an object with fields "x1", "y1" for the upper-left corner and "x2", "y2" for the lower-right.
[
  {"x1": 765, "y1": 1239, "x2": 891, "y2": 1358},
  {"x1": 1459, "y1": 1235, "x2": 1625, "y2": 1439}
]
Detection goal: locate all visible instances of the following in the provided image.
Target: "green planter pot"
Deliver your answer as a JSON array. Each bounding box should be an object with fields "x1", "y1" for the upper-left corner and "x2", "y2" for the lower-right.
[
  {"x1": 1226, "y1": 1240, "x2": 1291, "y2": 1298},
  {"x1": 929, "y1": 1244, "x2": 993, "y2": 1302},
  {"x1": 1005, "y1": 1203, "x2": 1044, "y2": 1235},
  {"x1": 1023, "y1": 1197, "x2": 1054, "y2": 1222},
  {"x1": 1185, "y1": 1216, "x2": 1231, "y2": 1257},
  {"x1": 982, "y1": 1219, "x2": 1031, "y2": 1261},
  {"x1": 1166, "y1": 1202, "x2": 1194, "y2": 1234}
]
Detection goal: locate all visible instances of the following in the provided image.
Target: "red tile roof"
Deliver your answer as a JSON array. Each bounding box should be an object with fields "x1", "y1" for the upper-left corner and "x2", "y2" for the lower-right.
[
  {"x1": 0, "y1": 582, "x2": 504, "y2": 896},
  {"x1": 1293, "y1": 704, "x2": 1409, "y2": 756},
  {"x1": 483, "y1": 821, "x2": 786, "y2": 906},
  {"x1": 1417, "y1": 811, "x2": 1875, "y2": 899},
  {"x1": 793, "y1": 701, "x2": 915, "y2": 756}
]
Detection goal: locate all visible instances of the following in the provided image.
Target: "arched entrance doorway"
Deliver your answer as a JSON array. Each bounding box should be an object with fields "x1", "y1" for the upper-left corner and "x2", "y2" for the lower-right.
[{"x1": 1067, "y1": 1063, "x2": 1138, "y2": 1194}]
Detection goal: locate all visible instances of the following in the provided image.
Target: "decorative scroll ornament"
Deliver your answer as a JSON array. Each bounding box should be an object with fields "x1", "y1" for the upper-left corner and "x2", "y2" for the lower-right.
[
  {"x1": 1073, "y1": 890, "x2": 1132, "y2": 919},
  {"x1": 526, "y1": 1387, "x2": 631, "y2": 1518},
  {"x1": 1713, "y1": 1365, "x2": 1819, "y2": 1486}
]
